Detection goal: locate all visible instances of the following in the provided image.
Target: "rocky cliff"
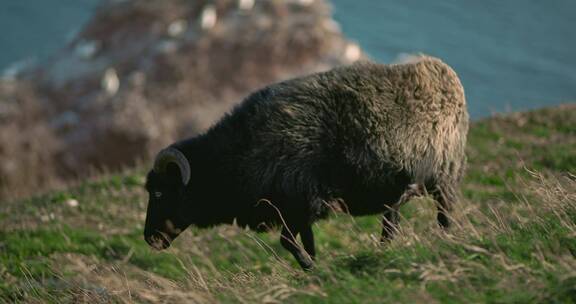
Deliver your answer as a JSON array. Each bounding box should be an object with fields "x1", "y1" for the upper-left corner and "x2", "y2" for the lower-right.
[{"x1": 0, "y1": 0, "x2": 364, "y2": 198}]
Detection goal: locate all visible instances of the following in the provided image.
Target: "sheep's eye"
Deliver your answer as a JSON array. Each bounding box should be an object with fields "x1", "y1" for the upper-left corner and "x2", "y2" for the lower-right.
[{"x1": 154, "y1": 191, "x2": 163, "y2": 198}]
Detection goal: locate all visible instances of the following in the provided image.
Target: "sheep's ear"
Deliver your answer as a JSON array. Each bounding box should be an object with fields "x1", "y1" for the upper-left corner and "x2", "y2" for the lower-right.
[{"x1": 165, "y1": 163, "x2": 186, "y2": 186}]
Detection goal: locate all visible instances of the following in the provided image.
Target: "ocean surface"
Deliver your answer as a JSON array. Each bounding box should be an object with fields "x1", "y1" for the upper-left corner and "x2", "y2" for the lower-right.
[{"x1": 1, "y1": 0, "x2": 575, "y2": 118}]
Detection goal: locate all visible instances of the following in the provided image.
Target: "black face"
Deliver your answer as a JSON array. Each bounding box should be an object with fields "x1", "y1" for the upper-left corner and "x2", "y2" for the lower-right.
[{"x1": 143, "y1": 168, "x2": 190, "y2": 250}]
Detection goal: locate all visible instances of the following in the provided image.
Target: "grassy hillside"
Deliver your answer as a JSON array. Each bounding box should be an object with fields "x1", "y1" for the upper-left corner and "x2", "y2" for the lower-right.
[{"x1": 1, "y1": 104, "x2": 575, "y2": 303}]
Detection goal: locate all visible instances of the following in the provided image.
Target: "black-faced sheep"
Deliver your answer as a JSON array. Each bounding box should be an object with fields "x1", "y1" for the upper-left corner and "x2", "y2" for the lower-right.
[{"x1": 143, "y1": 55, "x2": 468, "y2": 270}]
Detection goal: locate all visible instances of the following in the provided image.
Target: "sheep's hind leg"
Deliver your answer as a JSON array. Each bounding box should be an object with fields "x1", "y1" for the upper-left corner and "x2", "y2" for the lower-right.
[
  {"x1": 429, "y1": 184, "x2": 455, "y2": 229},
  {"x1": 381, "y1": 205, "x2": 400, "y2": 242},
  {"x1": 380, "y1": 183, "x2": 424, "y2": 243},
  {"x1": 280, "y1": 226, "x2": 314, "y2": 270}
]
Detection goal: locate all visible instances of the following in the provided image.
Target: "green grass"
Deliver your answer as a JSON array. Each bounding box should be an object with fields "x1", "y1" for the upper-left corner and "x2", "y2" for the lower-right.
[{"x1": 1, "y1": 105, "x2": 575, "y2": 303}]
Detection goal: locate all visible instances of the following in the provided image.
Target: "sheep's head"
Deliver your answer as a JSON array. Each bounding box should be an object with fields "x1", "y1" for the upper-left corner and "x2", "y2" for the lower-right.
[{"x1": 144, "y1": 147, "x2": 191, "y2": 250}]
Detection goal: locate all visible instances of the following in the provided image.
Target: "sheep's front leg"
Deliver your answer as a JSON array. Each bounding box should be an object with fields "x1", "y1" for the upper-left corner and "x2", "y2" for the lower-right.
[
  {"x1": 300, "y1": 224, "x2": 316, "y2": 260},
  {"x1": 280, "y1": 226, "x2": 314, "y2": 270}
]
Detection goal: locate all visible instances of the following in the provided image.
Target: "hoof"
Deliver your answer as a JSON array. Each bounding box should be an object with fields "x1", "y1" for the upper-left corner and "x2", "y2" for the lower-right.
[
  {"x1": 297, "y1": 255, "x2": 315, "y2": 271},
  {"x1": 300, "y1": 261, "x2": 314, "y2": 271}
]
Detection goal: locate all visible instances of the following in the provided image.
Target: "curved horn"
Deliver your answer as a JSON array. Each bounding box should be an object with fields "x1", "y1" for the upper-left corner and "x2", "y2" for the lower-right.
[{"x1": 153, "y1": 147, "x2": 191, "y2": 185}]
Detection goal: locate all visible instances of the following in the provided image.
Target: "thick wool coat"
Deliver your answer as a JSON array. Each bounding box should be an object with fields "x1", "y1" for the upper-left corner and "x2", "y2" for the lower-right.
[{"x1": 173, "y1": 56, "x2": 468, "y2": 230}]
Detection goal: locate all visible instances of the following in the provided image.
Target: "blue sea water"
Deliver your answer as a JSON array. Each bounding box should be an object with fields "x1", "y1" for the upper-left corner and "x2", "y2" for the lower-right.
[
  {"x1": 331, "y1": 0, "x2": 576, "y2": 117},
  {"x1": 0, "y1": 0, "x2": 98, "y2": 71},
  {"x1": 1, "y1": 0, "x2": 575, "y2": 118}
]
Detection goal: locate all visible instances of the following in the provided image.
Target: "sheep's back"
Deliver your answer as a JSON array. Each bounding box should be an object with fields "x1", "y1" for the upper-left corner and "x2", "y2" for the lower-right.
[
  {"x1": 292, "y1": 56, "x2": 469, "y2": 185},
  {"x1": 371, "y1": 56, "x2": 468, "y2": 183},
  {"x1": 230, "y1": 56, "x2": 468, "y2": 198}
]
